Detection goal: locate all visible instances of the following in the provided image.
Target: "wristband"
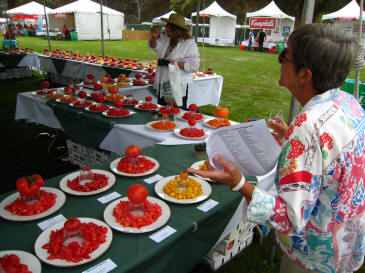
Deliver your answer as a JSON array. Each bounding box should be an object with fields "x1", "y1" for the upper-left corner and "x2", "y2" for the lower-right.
[{"x1": 231, "y1": 175, "x2": 246, "y2": 192}]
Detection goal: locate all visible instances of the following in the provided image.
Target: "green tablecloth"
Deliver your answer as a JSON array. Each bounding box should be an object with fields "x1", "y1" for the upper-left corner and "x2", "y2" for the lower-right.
[
  {"x1": 0, "y1": 144, "x2": 245, "y2": 273},
  {"x1": 46, "y1": 99, "x2": 157, "y2": 148},
  {"x1": 0, "y1": 53, "x2": 26, "y2": 67}
]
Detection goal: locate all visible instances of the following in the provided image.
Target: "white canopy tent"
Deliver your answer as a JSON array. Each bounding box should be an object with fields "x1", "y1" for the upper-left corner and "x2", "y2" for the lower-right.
[
  {"x1": 48, "y1": 0, "x2": 124, "y2": 40},
  {"x1": 322, "y1": 0, "x2": 365, "y2": 45},
  {"x1": 246, "y1": 1, "x2": 295, "y2": 41},
  {"x1": 191, "y1": 1, "x2": 237, "y2": 46},
  {"x1": 152, "y1": 10, "x2": 192, "y2": 24},
  {"x1": 6, "y1": 1, "x2": 53, "y2": 20}
]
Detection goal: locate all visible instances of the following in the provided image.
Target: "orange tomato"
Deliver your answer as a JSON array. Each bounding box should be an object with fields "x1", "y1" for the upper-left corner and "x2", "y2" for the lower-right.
[
  {"x1": 214, "y1": 107, "x2": 229, "y2": 118},
  {"x1": 99, "y1": 77, "x2": 108, "y2": 83},
  {"x1": 108, "y1": 85, "x2": 119, "y2": 94}
]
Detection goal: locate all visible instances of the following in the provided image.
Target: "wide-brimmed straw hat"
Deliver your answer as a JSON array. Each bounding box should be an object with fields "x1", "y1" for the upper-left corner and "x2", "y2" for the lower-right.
[{"x1": 161, "y1": 13, "x2": 189, "y2": 31}]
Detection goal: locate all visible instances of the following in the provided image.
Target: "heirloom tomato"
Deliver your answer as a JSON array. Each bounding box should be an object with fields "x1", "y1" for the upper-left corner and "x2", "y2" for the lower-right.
[
  {"x1": 64, "y1": 217, "x2": 81, "y2": 232},
  {"x1": 125, "y1": 145, "x2": 141, "y2": 158},
  {"x1": 127, "y1": 184, "x2": 148, "y2": 204}
]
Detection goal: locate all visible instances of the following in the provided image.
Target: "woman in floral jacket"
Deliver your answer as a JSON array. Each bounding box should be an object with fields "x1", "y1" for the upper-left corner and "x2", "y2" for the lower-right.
[{"x1": 188, "y1": 24, "x2": 365, "y2": 273}]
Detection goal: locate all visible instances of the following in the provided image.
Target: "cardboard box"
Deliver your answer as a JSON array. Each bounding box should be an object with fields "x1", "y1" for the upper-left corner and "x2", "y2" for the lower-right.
[{"x1": 203, "y1": 219, "x2": 256, "y2": 270}]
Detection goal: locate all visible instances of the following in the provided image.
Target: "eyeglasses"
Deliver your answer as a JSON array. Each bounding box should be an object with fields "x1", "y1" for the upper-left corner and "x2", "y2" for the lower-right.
[{"x1": 278, "y1": 48, "x2": 295, "y2": 64}]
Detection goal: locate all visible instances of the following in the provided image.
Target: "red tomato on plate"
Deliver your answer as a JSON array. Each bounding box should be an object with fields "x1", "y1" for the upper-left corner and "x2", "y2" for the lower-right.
[{"x1": 127, "y1": 184, "x2": 148, "y2": 204}]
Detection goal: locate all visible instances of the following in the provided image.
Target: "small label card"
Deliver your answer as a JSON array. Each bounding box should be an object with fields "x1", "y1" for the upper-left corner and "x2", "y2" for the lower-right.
[
  {"x1": 97, "y1": 192, "x2": 121, "y2": 204},
  {"x1": 149, "y1": 225, "x2": 176, "y2": 243},
  {"x1": 197, "y1": 199, "x2": 219, "y2": 212},
  {"x1": 82, "y1": 258, "x2": 117, "y2": 273},
  {"x1": 38, "y1": 214, "x2": 66, "y2": 230},
  {"x1": 144, "y1": 174, "x2": 164, "y2": 184}
]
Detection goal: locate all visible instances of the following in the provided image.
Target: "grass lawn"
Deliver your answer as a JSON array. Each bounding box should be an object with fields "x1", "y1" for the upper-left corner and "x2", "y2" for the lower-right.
[{"x1": 1, "y1": 36, "x2": 364, "y2": 273}]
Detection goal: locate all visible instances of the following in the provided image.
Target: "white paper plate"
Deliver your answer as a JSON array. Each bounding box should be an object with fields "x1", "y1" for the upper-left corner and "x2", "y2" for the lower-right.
[
  {"x1": 102, "y1": 109, "x2": 135, "y2": 118},
  {"x1": 135, "y1": 103, "x2": 159, "y2": 111},
  {"x1": 176, "y1": 113, "x2": 204, "y2": 122},
  {"x1": 69, "y1": 100, "x2": 92, "y2": 108},
  {"x1": 34, "y1": 218, "x2": 112, "y2": 267},
  {"x1": 154, "y1": 175, "x2": 212, "y2": 204},
  {"x1": 59, "y1": 169, "x2": 116, "y2": 196},
  {"x1": 158, "y1": 107, "x2": 181, "y2": 115},
  {"x1": 190, "y1": 161, "x2": 215, "y2": 182},
  {"x1": 0, "y1": 250, "x2": 41, "y2": 273},
  {"x1": 103, "y1": 196, "x2": 170, "y2": 233},
  {"x1": 109, "y1": 156, "x2": 160, "y2": 177},
  {"x1": 0, "y1": 187, "x2": 66, "y2": 222},
  {"x1": 85, "y1": 105, "x2": 110, "y2": 112},
  {"x1": 173, "y1": 128, "x2": 210, "y2": 140},
  {"x1": 145, "y1": 121, "x2": 178, "y2": 131}
]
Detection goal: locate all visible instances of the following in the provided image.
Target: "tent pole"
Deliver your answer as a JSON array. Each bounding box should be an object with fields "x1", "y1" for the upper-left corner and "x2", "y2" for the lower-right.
[
  {"x1": 288, "y1": 0, "x2": 314, "y2": 123},
  {"x1": 100, "y1": 0, "x2": 104, "y2": 58},
  {"x1": 43, "y1": 0, "x2": 51, "y2": 52},
  {"x1": 354, "y1": 0, "x2": 363, "y2": 100},
  {"x1": 195, "y1": 0, "x2": 200, "y2": 42}
]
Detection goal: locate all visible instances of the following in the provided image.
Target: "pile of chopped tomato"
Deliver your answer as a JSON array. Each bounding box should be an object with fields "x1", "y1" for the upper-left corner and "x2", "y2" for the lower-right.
[
  {"x1": 42, "y1": 222, "x2": 107, "y2": 263},
  {"x1": 117, "y1": 156, "x2": 155, "y2": 174},
  {"x1": 207, "y1": 118, "x2": 231, "y2": 128},
  {"x1": 106, "y1": 107, "x2": 130, "y2": 117},
  {"x1": 163, "y1": 177, "x2": 203, "y2": 199},
  {"x1": 105, "y1": 94, "x2": 124, "y2": 101},
  {"x1": 113, "y1": 200, "x2": 162, "y2": 228},
  {"x1": 180, "y1": 127, "x2": 205, "y2": 138},
  {"x1": 159, "y1": 106, "x2": 180, "y2": 114},
  {"x1": 73, "y1": 100, "x2": 92, "y2": 107},
  {"x1": 151, "y1": 121, "x2": 176, "y2": 130},
  {"x1": 5, "y1": 190, "x2": 57, "y2": 216},
  {"x1": 0, "y1": 254, "x2": 31, "y2": 273},
  {"x1": 182, "y1": 112, "x2": 203, "y2": 121},
  {"x1": 138, "y1": 103, "x2": 158, "y2": 110},
  {"x1": 60, "y1": 96, "x2": 78, "y2": 103},
  {"x1": 121, "y1": 99, "x2": 139, "y2": 105},
  {"x1": 88, "y1": 104, "x2": 109, "y2": 112},
  {"x1": 67, "y1": 173, "x2": 108, "y2": 192}
]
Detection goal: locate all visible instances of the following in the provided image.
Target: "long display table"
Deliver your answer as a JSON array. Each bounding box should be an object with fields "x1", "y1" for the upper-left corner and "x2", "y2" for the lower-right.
[{"x1": 0, "y1": 144, "x2": 243, "y2": 273}]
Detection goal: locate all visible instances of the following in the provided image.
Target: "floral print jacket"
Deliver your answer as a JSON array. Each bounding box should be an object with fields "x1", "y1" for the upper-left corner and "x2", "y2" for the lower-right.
[{"x1": 247, "y1": 89, "x2": 365, "y2": 273}]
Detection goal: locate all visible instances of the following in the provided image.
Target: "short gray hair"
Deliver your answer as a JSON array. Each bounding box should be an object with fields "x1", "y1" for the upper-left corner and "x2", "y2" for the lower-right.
[{"x1": 288, "y1": 23, "x2": 357, "y2": 94}]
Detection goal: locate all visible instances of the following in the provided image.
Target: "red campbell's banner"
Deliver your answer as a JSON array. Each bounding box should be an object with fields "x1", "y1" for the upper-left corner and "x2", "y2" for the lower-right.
[{"x1": 249, "y1": 17, "x2": 276, "y2": 29}]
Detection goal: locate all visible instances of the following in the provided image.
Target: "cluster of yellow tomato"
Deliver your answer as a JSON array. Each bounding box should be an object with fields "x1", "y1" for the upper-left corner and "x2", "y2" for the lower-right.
[
  {"x1": 163, "y1": 176, "x2": 202, "y2": 200},
  {"x1": 199, "y1": 162, "x2": 207, "y2": 171}
]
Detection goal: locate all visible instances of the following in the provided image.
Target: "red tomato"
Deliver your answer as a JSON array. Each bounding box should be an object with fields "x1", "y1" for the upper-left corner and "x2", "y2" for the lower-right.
[
  {"x1": 145, "y1": 96, "x2": 152, "y2": 102},
  {"x1": 125, "y1": 145, "x2": 141, "y2": 158},
  {"x1": 114, "y1": 100, "x2": 123, "y2": 108},
  {"x1": 127, "y1": 184, "x2": 148, "y2": 204},
  {"x1": 16, "y1": 175, "x2": 43, "y2": 196},
  {"x1": 40, "y1": 81, "x2": 50, "y2": 89},
  {"x1": 64, "y1": 217, "x2": 81, "y2": 232},
  {"x1": 86, "y1": 74, "x2": 94, "y2": 80},
  {"x1": 189, "y1": 104, "x2": 198, "y2": 112},
  {"x1": 188, "y1": 119, "x2": 196, "y2": 126},
  {"x1": 78, "y1": 91, "x2": 87, "y2": 99}
]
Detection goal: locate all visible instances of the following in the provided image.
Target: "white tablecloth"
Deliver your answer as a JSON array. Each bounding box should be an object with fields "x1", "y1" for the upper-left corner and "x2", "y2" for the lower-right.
[
  {"x1": 15, "y1": 91, "x2": 63, "y2": 130},
  {"x1": 241, "y1": 40, "x2": 277, "y2": 49},
  {"x1": 197, "y1": 37, "x2": 234, "y2": 46},
  {"x1": 0, "y1": 53, "x2": 40, "y2": 69}
]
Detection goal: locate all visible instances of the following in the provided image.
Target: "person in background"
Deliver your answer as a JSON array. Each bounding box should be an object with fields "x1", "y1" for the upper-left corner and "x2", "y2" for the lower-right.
[
  {"x1": 188, "y1": 23, "x2": 365, "y2": 273},
  {"x1": 62, "y1": 25, "x2": 70, "y2": 40},
  {"x1": 4, "y1": 24, "x2": 16, "y2": 40},
  {"x1": 148, "y1": 13, "x2": 200, "y2": 110},
  {"x1": 247, "y1": 29, "x2": 255, "y2": 51},
  {"x1": 258, "y1": 28, "x2": 266, "y2": 52}
]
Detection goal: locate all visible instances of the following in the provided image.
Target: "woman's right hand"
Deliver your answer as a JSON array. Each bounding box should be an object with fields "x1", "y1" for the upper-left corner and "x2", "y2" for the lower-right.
[
  {"x1": 151, "y1": 26, "x2": 160, "y2": 39},
  {"x1": 268, "y1": 116, "x2": 288, "y2": 142}
]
